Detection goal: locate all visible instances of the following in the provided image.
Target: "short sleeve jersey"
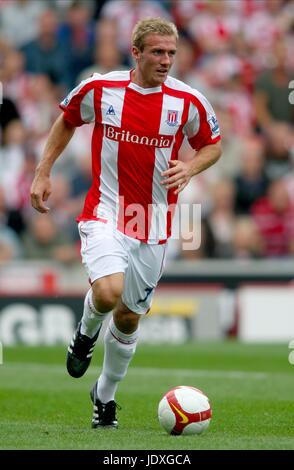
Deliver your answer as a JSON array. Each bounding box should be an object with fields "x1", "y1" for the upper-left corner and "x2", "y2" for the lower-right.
[{"x1": 60, "y1": 70, "x2": 221, "y2": 243}]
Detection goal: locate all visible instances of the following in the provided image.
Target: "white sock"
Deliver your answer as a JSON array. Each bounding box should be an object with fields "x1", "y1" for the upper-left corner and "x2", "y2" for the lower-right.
[
  {"x1": 97, "y1": 317, "x2": 139, "y2": 403},
  {"x1": 80, "y1": 289, "x2": 108, "y2": 338}
]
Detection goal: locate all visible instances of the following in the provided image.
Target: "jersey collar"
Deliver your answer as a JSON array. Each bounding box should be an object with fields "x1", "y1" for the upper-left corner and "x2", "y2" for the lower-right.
[
  {"x1": 128, "y1": 69, "x2": 162, "y2": 94},
  {"x1": 128, "y1": 81, "x2": 162, "y2": 94}
]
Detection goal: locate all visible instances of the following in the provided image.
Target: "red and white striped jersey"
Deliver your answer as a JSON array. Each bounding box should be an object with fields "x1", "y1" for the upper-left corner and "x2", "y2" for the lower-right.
[{"x1": 60, "y1": 70, "x2": 220, "y2": 244}]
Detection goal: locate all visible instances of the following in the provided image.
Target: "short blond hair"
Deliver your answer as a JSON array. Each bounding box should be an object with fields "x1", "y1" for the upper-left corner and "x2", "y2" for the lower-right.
[{"x1": 132, "y1": 17, "x2": 178, "y2": 51}]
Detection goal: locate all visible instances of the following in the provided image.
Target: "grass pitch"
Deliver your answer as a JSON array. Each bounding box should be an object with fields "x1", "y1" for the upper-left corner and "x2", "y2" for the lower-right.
[{"x1": 0, "y1": 341, "x2": 293, "y2": 450}]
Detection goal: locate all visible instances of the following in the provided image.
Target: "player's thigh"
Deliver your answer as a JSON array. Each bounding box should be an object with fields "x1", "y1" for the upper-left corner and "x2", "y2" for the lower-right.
[
  {"x1": 78, "y1": 221, "x2": 128, "y2": 284},
  {"x1": 122, "y1": 243, "x2": 167, "y2": 314}
]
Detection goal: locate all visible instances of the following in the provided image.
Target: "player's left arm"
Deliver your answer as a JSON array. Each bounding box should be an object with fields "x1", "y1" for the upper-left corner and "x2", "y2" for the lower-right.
[{"x1": 161, "y1": 140, "x2": 222, "y2": 195}]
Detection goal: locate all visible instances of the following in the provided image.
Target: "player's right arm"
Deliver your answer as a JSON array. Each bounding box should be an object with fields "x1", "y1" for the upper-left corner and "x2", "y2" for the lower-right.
[
  {"x1": 31, "y1": 75, "x2": 99, "y2": 213},
  {"x1": 30, "y1": 114, "x2": 76, "y2": 213}
]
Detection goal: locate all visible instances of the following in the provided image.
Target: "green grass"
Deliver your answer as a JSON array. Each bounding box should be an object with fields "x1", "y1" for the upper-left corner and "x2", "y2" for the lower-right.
[{"x1": 0, "y1": 342, "x2": 293, "y2": 450}]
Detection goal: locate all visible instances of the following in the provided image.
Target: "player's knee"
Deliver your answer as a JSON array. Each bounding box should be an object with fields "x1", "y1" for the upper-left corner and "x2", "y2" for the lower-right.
[
  {"x1": 94, "y1": 290, "x2": 120, "y2": 312},
  {"x1": 114, "y1": 310, "x2": 140, "y2": 333},
  {"x1": 92, "y1": 281, "x2": 122, "y2": 313}
]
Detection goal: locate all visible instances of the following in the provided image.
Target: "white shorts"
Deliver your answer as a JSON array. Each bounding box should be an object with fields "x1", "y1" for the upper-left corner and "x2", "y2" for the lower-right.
[{"x1": 78, "y1": 221, "x2": 167, "y2": 314}]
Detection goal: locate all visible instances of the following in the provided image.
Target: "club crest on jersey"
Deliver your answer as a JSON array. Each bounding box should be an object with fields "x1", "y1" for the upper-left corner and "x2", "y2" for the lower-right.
[
  {"x1": 106, "y1": 105, "x2": 115, "y2": 115},
  {"x1": 166, "y1": 110, "x2": 179, "y2": 127}
]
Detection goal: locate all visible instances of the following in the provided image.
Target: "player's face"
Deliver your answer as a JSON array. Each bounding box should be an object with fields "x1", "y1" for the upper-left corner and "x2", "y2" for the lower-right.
[{"x1": 132, "y1": 34, "x2": 177, "y2": 87}]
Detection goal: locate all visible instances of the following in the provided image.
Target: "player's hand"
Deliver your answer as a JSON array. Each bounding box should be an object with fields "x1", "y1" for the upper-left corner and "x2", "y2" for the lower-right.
[
  {"x1": 161, "y1": 160, "x2": 192, "y2": 195},
  {"x1": 30, "y1": 174, "x2": 52, "y2": 213}
]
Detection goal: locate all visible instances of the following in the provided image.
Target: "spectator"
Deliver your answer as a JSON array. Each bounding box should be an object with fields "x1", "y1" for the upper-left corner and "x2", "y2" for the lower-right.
[
  {"x1": 0, "y1": 49, "x2": 29, "y2": 104},
  {"x1": 0, "y1": 185, "x2": 24, "y2": 263},
  {"x1": 21, "y1": 9, "x2": 69, "y2": 89},
  {"x1": 264, "y1": 122, "x2": 293, "y2": 180},
  {"x1": 0, "y1": 184, "x2": 25, "y2": 237},
  {"x1": 77, "y1": 41, "x2": 126, "y2": 84},
  {"x1": 251, "y1": 179, "x2": 294, "y2": 257},
  {"x1": 49, "y1": 174, "x2": 80, "y2": 241},
  {"x1": 58, "y1": 2, "x2": 95, "y2": 88},
  {"x1": 20, "y1": 74, "x2": 60, "y2": 143},
  {"x1": 0, "y1": 97, "x2": 20, "y2": 144},
  {"x1": 254, "y1": 38, "x2": 294, "y2": 132},
  {"x1": 0, "y1": 225, "x2": 23, "y2": 263},
  {"x1": 0, "y1": 120, "x2": 26, "y2": 208},
  {"x1": 243, "y1": 0, "x2": 288, "y2": 68},
  {"x1": 178, "y1": 218, "x2": 215, "y2": 261},
  {"x1": 22, "y1": 213, "x2": 79, "y2": 263},
  {"x1": 0, "y1": 0, "x2": 46, "y2": 48},
  {"x1": 99, "y1": 0, "x2": 170, "y2": 64},
  {"x1": 234, "y1": 135, "x2": 269, "y2": 214},
  {"x1": 206, "y1": 179, "x2": 236, "y2": 258},
  {"x1": 232, "y1": 216, "x2": 264, "y2": 259},
  {"x1": 187, "y1": 0, "x2": 242, "y2": 55}
]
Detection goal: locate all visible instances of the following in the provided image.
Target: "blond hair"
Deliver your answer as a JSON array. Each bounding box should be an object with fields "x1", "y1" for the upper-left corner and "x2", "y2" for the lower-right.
[{"x1": 132, "y1": 17, "x2": 178, "y2": 51}]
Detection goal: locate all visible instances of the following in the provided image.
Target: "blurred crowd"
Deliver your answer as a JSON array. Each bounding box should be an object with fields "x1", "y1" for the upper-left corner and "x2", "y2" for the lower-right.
[{"x1": 0, "y1": 0, "x2": 294, "y2": 264}]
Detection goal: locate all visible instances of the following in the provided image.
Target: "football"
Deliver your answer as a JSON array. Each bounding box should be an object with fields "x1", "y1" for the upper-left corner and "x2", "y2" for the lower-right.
[{"x1": 158, "y1": 385, "x2": 212, "y2": 435}]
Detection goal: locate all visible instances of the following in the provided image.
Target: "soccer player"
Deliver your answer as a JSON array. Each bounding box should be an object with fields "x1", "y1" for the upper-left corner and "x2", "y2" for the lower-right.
[{"x1": 30, "y1": 17, "x2": 222, "y2": 428}]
